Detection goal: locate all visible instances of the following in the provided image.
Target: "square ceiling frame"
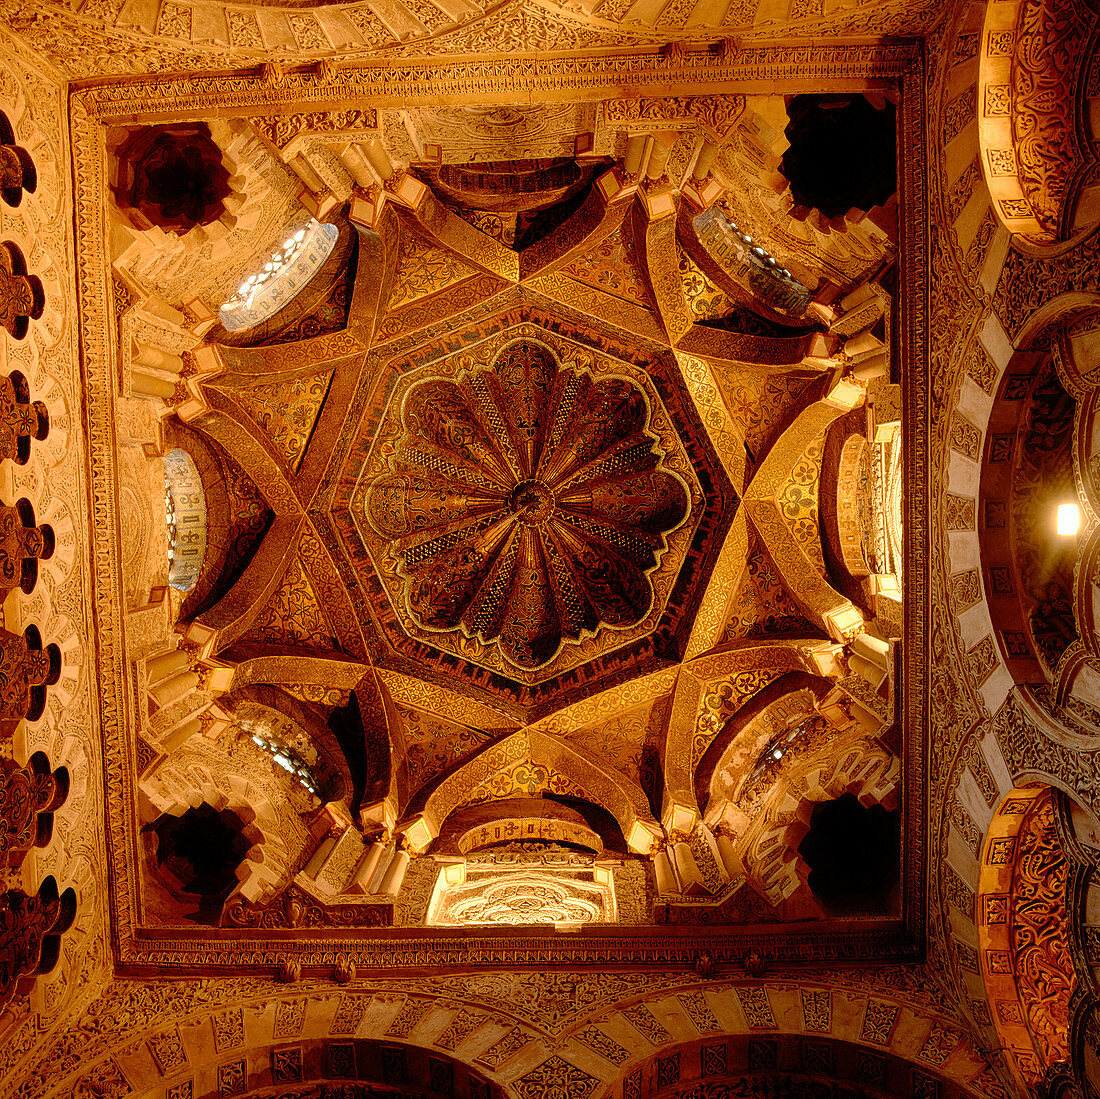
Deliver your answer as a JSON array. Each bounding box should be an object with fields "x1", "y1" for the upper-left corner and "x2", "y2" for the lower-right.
[{"x1": 72, "y1": 40, "x2": 929, "y2": 976}]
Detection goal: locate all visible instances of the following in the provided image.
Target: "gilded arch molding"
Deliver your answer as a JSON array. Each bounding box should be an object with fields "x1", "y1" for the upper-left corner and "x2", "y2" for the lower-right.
[
  {"x1": 401, "y1": 727, "x2": 660, "y2": 855},
  {"x1": 29, "y1": 972, "x2": 999, "y2": 1099}
]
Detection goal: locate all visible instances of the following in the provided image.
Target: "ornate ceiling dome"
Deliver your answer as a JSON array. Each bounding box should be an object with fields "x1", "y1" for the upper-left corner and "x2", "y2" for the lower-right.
[
  {"x1": 84, "y1": 77, "x2": 922, "y2": 997},
  {"x1": 342, "y1": 317, "x2": 719, "y2": 702},
  {"x1": 363, "y1": 338, "x2": 690, "y2": 670},
  {"x1": 6, "y1": 0, "x2": 1100, "y2": 1093}
]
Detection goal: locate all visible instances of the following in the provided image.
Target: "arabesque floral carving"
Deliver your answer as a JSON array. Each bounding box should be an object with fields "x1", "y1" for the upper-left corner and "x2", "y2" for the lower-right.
[{"x1": 364, "y1": 338, "x2": 690, "y2": 669}]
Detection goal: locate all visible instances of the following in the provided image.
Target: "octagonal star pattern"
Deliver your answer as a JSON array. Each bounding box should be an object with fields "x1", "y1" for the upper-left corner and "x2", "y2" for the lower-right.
[
  {"x1": 161, "y1": 134, "x2": 915, "y2": 955},
  {"x1": 342, "y1": 317, "x2": 713, "y2": 695},
  {"x1": 361, "y1": 337, "x2": 691, "y2": 670}
]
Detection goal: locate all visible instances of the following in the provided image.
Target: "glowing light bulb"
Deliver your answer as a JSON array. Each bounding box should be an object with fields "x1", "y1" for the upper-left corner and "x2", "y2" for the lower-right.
[
  {"x1": 772, "y1": 749, "x2": 783, "y2": 760},
  {"x1": 1057, "y1": 503, "x2": 1080, "y2": 536}
]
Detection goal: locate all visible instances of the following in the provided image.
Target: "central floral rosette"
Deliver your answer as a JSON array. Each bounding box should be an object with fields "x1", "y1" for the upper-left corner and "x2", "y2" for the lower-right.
[{"x1": 365, "y1": 340, "x2": 690, "y2": 669}]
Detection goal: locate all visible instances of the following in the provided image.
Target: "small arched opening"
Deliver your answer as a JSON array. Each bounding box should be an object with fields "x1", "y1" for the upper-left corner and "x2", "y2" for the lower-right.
[{"x1": 977, "y1": 785, "x2": 1079, "y2": 1093}]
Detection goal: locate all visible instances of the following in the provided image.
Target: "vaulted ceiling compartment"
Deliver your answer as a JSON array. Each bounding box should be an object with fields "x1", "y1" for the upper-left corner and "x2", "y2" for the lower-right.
[{"x1": 96, "y1": 70, "x2": 922, "y2": 973}]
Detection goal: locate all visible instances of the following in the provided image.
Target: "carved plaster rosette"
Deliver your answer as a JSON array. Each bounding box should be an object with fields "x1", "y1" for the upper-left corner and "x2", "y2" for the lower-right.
[{"x1": 354, "y1": 326, "x2": 701, "y2": 683}]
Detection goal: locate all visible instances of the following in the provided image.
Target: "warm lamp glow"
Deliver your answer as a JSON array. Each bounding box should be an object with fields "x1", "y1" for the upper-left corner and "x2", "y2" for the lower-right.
[{"x1": 1057, "y1": 503, "x2": 1080, "y2": 536}]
